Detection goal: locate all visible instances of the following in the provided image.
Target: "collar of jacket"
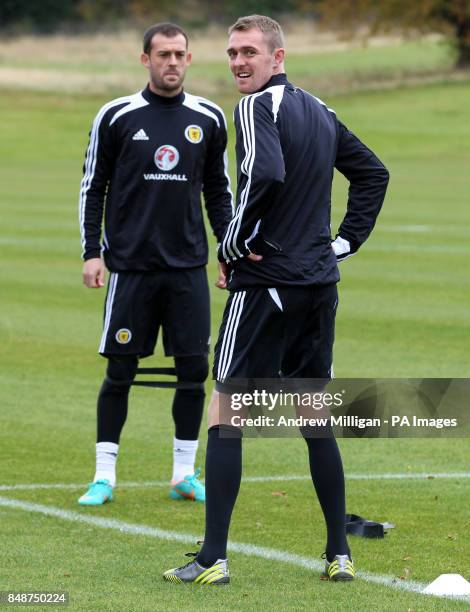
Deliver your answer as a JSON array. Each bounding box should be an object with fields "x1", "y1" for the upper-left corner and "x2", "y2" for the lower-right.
[
  {"x1": 142, "y1": 85, "x2": 185, "y2": 106},
  {"x1": 258, "y1": 73, "x2": 288, "y2": 92}
]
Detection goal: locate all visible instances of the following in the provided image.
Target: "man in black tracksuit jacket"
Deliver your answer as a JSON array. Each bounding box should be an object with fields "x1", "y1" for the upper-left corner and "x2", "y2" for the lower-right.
[
  {"x1": 80, "y1": 89, "x2": 230, "y2": 271},
  {"x1": 219, "y1": 80, "x2": 386, "y2": 289},
  {"x1": 164, "y1": 16, "x2": 389, "y2": 585},
  {"x1": 78, "y1": 23, "x2": 232, "y2": 507}
]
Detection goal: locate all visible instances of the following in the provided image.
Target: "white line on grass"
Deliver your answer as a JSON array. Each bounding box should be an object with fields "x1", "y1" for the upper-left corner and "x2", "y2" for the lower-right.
[
  {"x1": 243, "y1": 472, "x2": 470, "y2": 482},
  {"x1": 0, "y1": 495, "x2": 468, "y2": 603},
  {"x1": 1, "y1": 472, "x2": 469, "y2": 492}
]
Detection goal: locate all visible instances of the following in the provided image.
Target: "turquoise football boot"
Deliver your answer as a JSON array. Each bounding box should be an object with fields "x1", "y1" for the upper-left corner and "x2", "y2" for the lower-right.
[
  {"x1": 170, "y1": 468, "x2": 205, "y2": 502},
  {"x1": 78, "y1": 479, "x2": 113, "y2": 506}
]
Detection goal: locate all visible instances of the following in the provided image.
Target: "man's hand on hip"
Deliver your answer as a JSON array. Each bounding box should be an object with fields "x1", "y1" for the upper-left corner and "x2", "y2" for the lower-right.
[
  {"x1": 83, "y1": 258, "x2": 106, "y2": 288},
  {"x1": 215, "y1": 261, "x2": 228, "y2": 289},
  {"x1": 215, "y1": 252, "x2": 263, "y2": 290}
]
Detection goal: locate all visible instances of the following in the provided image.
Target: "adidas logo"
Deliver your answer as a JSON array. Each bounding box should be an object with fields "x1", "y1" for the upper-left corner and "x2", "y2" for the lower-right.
[{"x1": 132, "y1": 129, "x2": 149, "y2": 141}]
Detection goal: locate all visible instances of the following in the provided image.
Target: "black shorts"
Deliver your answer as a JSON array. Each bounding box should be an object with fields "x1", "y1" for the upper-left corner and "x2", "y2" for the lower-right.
[
  {"x1": 213, "y1": 284, "x2": 338, "y2": 388},
  {"x1": 99, "y1": 267, "x2": 210, "y2": 358}
]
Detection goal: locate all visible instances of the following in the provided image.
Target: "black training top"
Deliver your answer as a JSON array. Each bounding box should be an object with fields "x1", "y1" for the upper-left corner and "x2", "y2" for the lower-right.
[
  {"x1": 79, "y1": 85, "x2": 233, "y2": 271},
  {"x1": 218, "y1": 73, "x2": 389, "y2": 288}
]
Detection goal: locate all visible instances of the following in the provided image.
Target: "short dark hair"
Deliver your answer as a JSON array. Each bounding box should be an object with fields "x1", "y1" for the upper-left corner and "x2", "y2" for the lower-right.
[{"x1": 143, "y1": 22, "x2": 189, "y2": 54}]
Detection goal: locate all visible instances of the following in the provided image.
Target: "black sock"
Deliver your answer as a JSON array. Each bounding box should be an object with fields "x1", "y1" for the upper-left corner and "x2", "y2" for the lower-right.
[
  {"x1": 197, "y1": 425, "x2": 242, "y2": 567},
  {"x1": 172, "y1": 355, "x2": 207, "y2": 440},
  {"x1": 172, "y1": 389, "x2": 205, "y2": 440},
  {"x1": 302, "y1": 431, "x2": 350, "y2": 561},
  {"x1": 97, "y1": 356, "x2": 138, "y2": 443}
]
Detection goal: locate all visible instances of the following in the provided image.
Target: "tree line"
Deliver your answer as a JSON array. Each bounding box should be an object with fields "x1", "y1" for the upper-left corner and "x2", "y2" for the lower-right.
[
  {"x1": 1, "y1": 0, "x2": 469, "y2": 67},
  {"x1": 0, "y1": 0, "x2": 304, "y2": 32}
]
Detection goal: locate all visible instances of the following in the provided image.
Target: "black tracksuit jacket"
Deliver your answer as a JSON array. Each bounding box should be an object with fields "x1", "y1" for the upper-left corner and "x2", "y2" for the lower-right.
[
  {"x1": 79, "y1": 85, "x2": 233, "y2": 271},
  {"x1": 218, "y1": 73, "x2": 389, "y2": 289}
]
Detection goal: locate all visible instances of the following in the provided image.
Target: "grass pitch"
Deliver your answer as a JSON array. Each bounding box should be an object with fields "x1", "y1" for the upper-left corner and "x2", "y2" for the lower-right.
[{"x1": 1, "y1": 59, "x2": 469, "y2": 610}]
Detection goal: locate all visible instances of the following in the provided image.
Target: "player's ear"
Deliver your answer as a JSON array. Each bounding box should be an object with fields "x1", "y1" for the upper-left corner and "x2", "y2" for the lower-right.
[
  {"x1": 273, "y1": 47, "x2": 285, "y2": 67},
  {"x1": 186, "y1": 51, "x2": 192, "y2": 65},
  {"x1": 141, "y1": 52, "x2": 150, "y2": 69}
]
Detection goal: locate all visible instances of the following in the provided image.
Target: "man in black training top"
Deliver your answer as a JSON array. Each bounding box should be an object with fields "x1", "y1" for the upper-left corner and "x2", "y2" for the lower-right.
[
  {"x1": 78, "y1": 23, "x2": 232, "y2": 506},
  {"x1": 164, "y1": 15, "x2": 389, "y2": 584}
]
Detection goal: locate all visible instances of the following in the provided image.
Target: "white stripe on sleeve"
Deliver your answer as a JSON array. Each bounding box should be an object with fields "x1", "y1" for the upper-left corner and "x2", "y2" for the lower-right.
[{"x1": 78, "y1": 95, "x2": 131, "y2": 257}]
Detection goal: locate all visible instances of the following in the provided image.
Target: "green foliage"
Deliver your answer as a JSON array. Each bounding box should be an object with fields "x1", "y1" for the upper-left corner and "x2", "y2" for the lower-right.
[
  {"x1": 317, "y1": 0, "x2": 470, "y2": 67},
  {"x1": 0, "y1": 0, "x2": 78, "y2": 33},
  {"x1": 0, "y1": 0, "x2": 305, "y2": 33},
  {"x1": 76, "y1": 0, "x2": 128, "y2": 24},
  {"x1": 127, "y1": 0, "x2": 300, "y2": 26}
]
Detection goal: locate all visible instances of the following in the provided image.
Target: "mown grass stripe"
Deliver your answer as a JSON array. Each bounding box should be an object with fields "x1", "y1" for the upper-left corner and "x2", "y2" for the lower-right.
[{"x1": 1, "y1": 472, "x2": 469, "y2": 492}]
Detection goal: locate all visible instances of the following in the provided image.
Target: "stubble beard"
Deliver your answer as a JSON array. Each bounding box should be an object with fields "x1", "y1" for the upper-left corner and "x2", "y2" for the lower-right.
[{"x1": 151, "y1": 74, "x2": 184, "y2": 95}]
